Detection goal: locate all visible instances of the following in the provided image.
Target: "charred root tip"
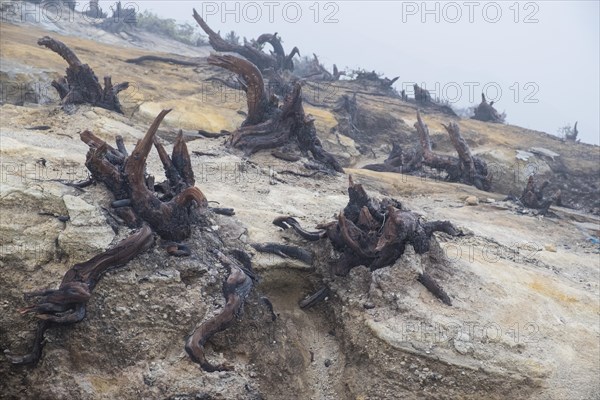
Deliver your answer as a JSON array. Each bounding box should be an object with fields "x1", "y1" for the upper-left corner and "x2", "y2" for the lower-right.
[
  {"x1": 251, "y1": 242, "x2": 313, "y2": 264},
  {"x1": 111, "y1": 199, "x2": 132, "y2": 208},
  {"x1": 260, "y1": 296, "x2": 277, "y2": 321},
  {"x1": 417, "y1": 272, "x2": 452, "y2": 306},
  {"x1": 299, "y1": 286, "x2": 330, "y2": 309},
  {"x1": 210, "y1": 207, "x2": 235, "y2": 216},
  {"x1": 184, "y1": 343, "x2": 234, "y2": 372},
  {"x1": 272, "y1": 216, "x2": 324, "y2": 241},
  {"x1": 165, "y1": 243, "x2": 191, "y2": 257}
]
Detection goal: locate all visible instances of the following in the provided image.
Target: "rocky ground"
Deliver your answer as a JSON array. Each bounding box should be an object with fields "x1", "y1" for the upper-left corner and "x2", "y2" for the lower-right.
[{"x1": 1, "y1": 6, "x2": 599, "y2": 400}]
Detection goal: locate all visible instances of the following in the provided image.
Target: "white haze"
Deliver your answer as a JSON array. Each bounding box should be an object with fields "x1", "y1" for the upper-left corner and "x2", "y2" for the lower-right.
[{"x1": 99, "y1": 1, "x2": 599, "y2": 145}]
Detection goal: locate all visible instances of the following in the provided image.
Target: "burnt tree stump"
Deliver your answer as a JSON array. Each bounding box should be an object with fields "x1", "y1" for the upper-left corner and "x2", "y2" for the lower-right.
[
  {"x1": 268, "y1": 176, "x2": 460, "y2": 305},
  {"x1": 362, "y1": 142, "x2": 423, "y2": 174},
  {"x1": 207, "y1": 54, "x2": 343, "y2": 172},
  {"x1": 193, "y1": 9, "x2": 298, "y2": 74},
  {"x1": 38, "y1": 36, "x2": 129, "y2": 113},
  {"x1": 520, "y1": 175, "x2": 561, "y2": 215},
  {"x1": 363, "y1": 111, "x2": 491, "y2": 190},
  {"x1": 414, "y1": 84, "x2": 432, "y2": 104},
  {"x1": 565, "y1": 121, "x2": 579, "y2": 142},
  {"x1": 472, "y1": 93, "x2": 504, "y2": 123},
  {"x1": 417, "y1": 111, "x2": 491, "y2": 190},
  {"x1": 81, "y1": 109, "x2": 209, "y2": 241}
]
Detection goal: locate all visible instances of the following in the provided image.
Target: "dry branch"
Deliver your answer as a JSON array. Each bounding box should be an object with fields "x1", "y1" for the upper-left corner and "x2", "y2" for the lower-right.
[
  {"x1": 565, "y1": 121, "x2": 579, "y2": 142},
  {"x1": 300, "y1": 53, "x2": 345, "y2": 81}
]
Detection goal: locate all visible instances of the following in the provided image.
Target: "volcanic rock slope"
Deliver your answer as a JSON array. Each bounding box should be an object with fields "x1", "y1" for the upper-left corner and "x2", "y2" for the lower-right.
[{"x1": 1, "y1": 13, "x2": 599, "y2": 400}]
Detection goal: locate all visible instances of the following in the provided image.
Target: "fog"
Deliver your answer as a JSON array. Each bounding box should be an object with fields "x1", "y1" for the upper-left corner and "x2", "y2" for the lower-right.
[{"x1": 100, "y1": 1, "x2": 599, "y2": 145}]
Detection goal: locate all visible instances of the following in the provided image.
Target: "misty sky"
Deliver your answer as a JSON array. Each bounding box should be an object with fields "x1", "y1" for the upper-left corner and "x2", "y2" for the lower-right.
[{"x1": 99, "y1": 1, "x2": 599, "y2": 145}]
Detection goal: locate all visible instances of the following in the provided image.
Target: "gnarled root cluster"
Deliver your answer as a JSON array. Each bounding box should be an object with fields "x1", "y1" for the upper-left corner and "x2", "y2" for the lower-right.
[
  {"x1": 364, "y1": 111, "x2": 491, "y2": 191},
  {"x1": 363, "y1": 142, "x2": 423, "y2": 174},
  {"x1": 270, "y1": 176, "x2": 460, "y2": 305},
  {"x1": 207, "y1": 54, "x2": 343, "y2": 173},
  {"x1": 5, "y1": 225, "x2": 154, "y2": 365},
  {"x1": 81, "y1": 109, "x2": 208, "y2": 243},
  {"x1": 519, "y1": 175, "x2": 561, "y2": 215},
  {"x1": 472, "y1": 93, "x2": 505, "y2": 123},
  {"x1": 185, "y1": 250, "x2": 255, "y2": 372},
  {"x1": 193, "y1": 9, "x2": 298, "y2": 74},
  {"x1": 38, "y1": 36, "x2": 129, "y2": 113}
]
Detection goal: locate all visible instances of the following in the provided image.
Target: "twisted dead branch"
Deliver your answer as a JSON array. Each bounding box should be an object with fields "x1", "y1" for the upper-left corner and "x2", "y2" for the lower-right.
[{"x1": 6, "y1": 225, "x2": 154, "y2": 365}]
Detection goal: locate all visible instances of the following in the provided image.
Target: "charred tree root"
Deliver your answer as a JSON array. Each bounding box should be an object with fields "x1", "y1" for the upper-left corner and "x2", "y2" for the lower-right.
[
  {"x1": 251, "y1": 242, "x2": 313, "y2": 264},
  {"x1": 274, "y1": 176, "x2": 460, "y2": 305},
  {"x1": 472, "y1": 93, "x2": 504, "y2": 123},
  {"x1": 300, "y1": 53, "x2": 345, "y2": 81},
  {"x1": 37, "y1": 36, "x2": 129, "y2": 113},
  {"x1": 125, "y1": 55, "x2": 200, "y2": 66},
  {"x1": 363, "y1": 142, "x2": 423, "y2": 174},
  {"x1": 520, "y1": 175, "x2": 561, "y2": 215},
  {"x1": 417, "y1": 272, "x2": 452, "y2": 306},
  {"x1": 185, "y1": 250, "x2": 254, "y2": 372},
  {"x1": 81, "y1": 110, "x2": 209, "y2": 242},
  {"x1": 192, "y1": 9, "x2": 298, "y2": 73},
  {"x1": 299, "y1": 286, "x2": 330, "y2": 309},
  {"x1": 365, "y1": 111, "x2": 491, "y2": 191},
  {"x1": 207, "y1": 54, "x2": 343, "y2": 173},
  {"x1": 5, "y1": 225, "x2": 154, "y2": 365}
]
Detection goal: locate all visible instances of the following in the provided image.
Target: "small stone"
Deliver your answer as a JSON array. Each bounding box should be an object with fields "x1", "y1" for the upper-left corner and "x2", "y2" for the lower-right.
[
  {"x1": 465, "y1": 196, "x2": 479, "y2": 206},
  {"x1": 324, "y1": 359, "x2": 331, "y2": 367},
  {"x1": 363, "y1": 302, "x2": 375, "y2": 309},
  {"x1": 544, "y1": 243, "x2": 557, "y2": 252}
]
